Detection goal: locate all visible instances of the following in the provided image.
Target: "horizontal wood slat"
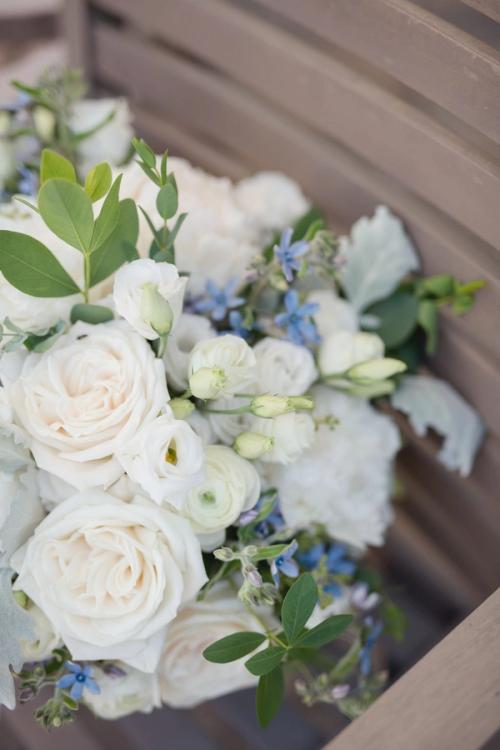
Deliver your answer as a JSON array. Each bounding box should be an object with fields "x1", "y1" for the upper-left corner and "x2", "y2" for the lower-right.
[
  {"x1": 252, "y1": 0, "x2": 500, "y2": 145},
  {"x1": 461, "y1": 0, "x2": 500, "y2": 22},
  {"x1": 93, "y1": 0, "x2": 500, "y2": 251}
]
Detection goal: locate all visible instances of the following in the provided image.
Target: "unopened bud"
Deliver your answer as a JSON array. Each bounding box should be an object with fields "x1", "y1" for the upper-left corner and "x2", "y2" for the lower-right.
[
  {"x1": 348, "y1": 357, "x2": 406, "y2": 382},
  {"x1": 213, "y1": 546, "x2": 234, "y2": 562},
  {"x1": 234, "y1": 431, "x2": 274, "y2": 459},
  {"x1": 170, "y1": 398, "x2": 195, "y2": 419},
  {"x1": 243, "y1": 564, "x2": 263, "y2": 588},
  {"x1": 13, "y1": 590, "x2": 28, "y2": 609},
  {"x1": 32, "y1": 106, "x2": 56, "y2": 142},
  {"x1": 189, "y1": 367, "x2": 227, "y2": 399},
  {"x1": 140, "y1": 282, "x2": 173, "y2": 337},
  {"x1": 250, "y1": 394, "x2": 314, "y2": 418}
]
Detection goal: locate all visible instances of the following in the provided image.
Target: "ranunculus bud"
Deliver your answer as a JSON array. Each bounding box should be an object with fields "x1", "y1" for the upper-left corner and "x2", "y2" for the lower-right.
[
  {"x1": 189, "y1": 367, "x2": 228, "y2": 399},
  {"x1": 348, "y1": 357, "x2": 406, "y2": 382},
  {"x1": 33, "y1": 106, "x2": 56, "y2": 142},
  {"x1": 140, "y1": 282, "x2": 174, "y2": 337},
  {"x1": 169, "y1": 398, "x2": 195, "y2": 420},
  {"x1": 234, "y1": 431, "x2": 274, "y2": 459},
  {"x1": 250, "y1": 394, "x2": 314, "y2": 418}
]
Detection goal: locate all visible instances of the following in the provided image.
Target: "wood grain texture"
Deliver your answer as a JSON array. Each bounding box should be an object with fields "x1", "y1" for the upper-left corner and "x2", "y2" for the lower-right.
[
  {"x1": 461, "y1": 0, "x2": 500, "y2": 22},
  {"x1": 323, "y1": 588, "x2": 500, "y2": 750}
]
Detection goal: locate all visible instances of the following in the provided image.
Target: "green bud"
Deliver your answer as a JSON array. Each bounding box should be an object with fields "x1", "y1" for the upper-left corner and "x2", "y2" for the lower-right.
[
  {"x1": 13, "y1": 590, "x2": 28, "y2": 609},
  {"x1": 348, "y1": 357, "x2": 407, "y2": 382},
  {"x1": 0, "y1": 111, "x2": 11, "y2": 136},
  {"x1": 250, "y1": 394, "x2": 314, "y2": 418},
  {"x1": 234, "y1": 431, "x2": 274, "y2": 459},
  {"x1": 189, "y1": 367, "x2": 227, "y2": 399},
  {"x1": 170, "y1": 398, "x2": 195, "y2": 419},
  {"x1": 213, "y1": 546, "x2": 234, "y2": 562},
  {"x1": 347, "y1": 380, "x2": 396, "y2": 398},
  {"x1": 32, "y1": 106, "x2": 56, "y2": 142},
  {"x1": 140, "y1": 282, "x2": 173, "y2": 337}
]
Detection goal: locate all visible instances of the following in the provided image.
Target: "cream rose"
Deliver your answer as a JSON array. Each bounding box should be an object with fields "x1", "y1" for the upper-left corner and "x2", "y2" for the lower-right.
[
  {"x1": 189, "y1": 334, "x2": 256, "y2": 400},
  {"x1": 11, "y1": 490, "x2": 207, "y2": 671},
  {"x1": 253, "y1": 412, "x2": 316, "y2": 464},
  {"x1": 163, "y1": 313, "x2": 215, "y2": 392},
  {"x1": 10, "y1": 321, "x2": 168, "y2": 489},
  {"x1": 159, "y1": 583, "x2": 266, "y2": 708},
  {"x1": 113, "y1": 258, "x2": 187, "y2": 339},
  {"x1": 254, "y1": 337, "x2": 317, "y2": 396},
  {"x1": 117, "y1": 413, "x2": 205, "y2": 507},
  {"x1": 84, "y1": 664, "x2": 161, "y2": 719},
  {"x1": 319, "y1": 331, "x2": 384, "y2": 376}
]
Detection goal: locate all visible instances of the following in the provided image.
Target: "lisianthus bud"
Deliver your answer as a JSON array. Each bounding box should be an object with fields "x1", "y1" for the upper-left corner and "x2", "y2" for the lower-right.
[
  {"x1": 234, "y1": 431, "x2": 274, "y2": 459},
  {"x1": 33, "y1": 106, "x2": 56, "y2": 142},
  {"x1": 348, "y1": 357, "x2": 406, "y2": 382},
  {"x1": 347, "y1": 380, "x2": 396, "y2": 398},
  {"x1": 250, "y1": 394, "x2": 314, "y2": 418},
  {"x1": 169, "y1": 398, "x2": 195, "y2": 419},
  {"x1": 140, "y1": 282, "x2": 174, "y2": 337},
  {"x1": 189, "y1": 367, "x2": 227, "y2": 399},
  {"x1": 213, "y1": 547, "x2": 235, "y2": 562}
]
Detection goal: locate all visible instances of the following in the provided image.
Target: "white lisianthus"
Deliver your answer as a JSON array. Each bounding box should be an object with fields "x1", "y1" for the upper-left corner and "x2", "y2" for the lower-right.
[
  {"x1": 70, "y1": 98, "x2": 133, "y2": 174},
  {"x1": 319, "y1": 331, "x2": 384, "y2": 377},
  {"x1": 84, "y1": 664, "x2": 161, "y2": 719},
  {"x1": 189, "y1": 334, "x2": 256, "y2": 399},
  {"x1": 117, "y1": 413, "x2": 205, "y2": 507},
  {"x1": 253, "y1": 337, "x2": 317, "y2": 396},
  {"x1": 253, "y1": 412, "x2": 316, "y2": 464},
  {"x1": 270, "y1": 387, "x2": 400, "y2": 550},
  {"x1": 113, "y1": 258, "x2": 187, "y2": 339},
  {"x1": 163, "y1": 313, "x2": 215, "y2": 391},
  {"x1": 159, "y1": 582, "x2": 266, "y2": 708},
  {"x1": 12, "y1": 490, "x2": 207, "y2": 672},
  {"x1": 10, "y1": 321, "x2": 168, "y2": 489},
  {"x1": 308, "y1": 289, "x2": 359, "y2": 337},
  {"x1": 184, "y1": 445, "x2": 260, "y2": 542},
  {"x1": 205, "y1": 396, "x2": 253, "y2": 445},
  {"x1": 186, "y1": 409, "x2": 216, "y2": 447},
  {"x1": 234, "y1": 171, "x2": 309, "y2": 235},
  {"x1": 20, "y1": 602, "x2": 61, "y2": 662}
]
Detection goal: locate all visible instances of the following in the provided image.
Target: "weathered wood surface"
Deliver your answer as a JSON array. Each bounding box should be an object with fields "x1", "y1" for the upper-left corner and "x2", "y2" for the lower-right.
[
  {"x1": 461, "y1": 0, "x2": 500, "y2": 22},
  {"x1": 323, "y1": 587, "x2": 500, "y2": 750}
]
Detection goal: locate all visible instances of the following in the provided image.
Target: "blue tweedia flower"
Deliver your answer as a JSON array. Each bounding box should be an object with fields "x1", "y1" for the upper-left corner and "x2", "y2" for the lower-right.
[
  {"x1": 275, "y1": 290, "x2": 320, "y2": 346},
  {"x1": 17, "y1": 167, "x2": 38, "y2": 196},
  {"x1": 270, "y1": 540, "x2": 299, "y2": 585},
  {"x1": 194, "y1": 278, "x2": 245, "y2": 321},
  {"x1": 359, "y1": 618, "x2": 384, "y2": 677},
  {"x1": 228, "y1": 310, "x2": 251, "y2": 340},
  {"x1": 299, "y1": 542, "x2": 356, "y2": 596},
  {"x1": 57, "y1": 662, "x2": 100, "y2": 701},
  {"x1": 274, "y1": 227, "x2": 309, "y2": 282}
]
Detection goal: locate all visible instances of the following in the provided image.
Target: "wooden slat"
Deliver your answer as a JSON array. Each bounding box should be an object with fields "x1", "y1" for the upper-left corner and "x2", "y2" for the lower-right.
[
  {"x1": 461, "y1": 0, "x2": 500, "y2": 22},
  {"x1": 92, "y1": 0, "x2": 500, "y2": 251},
  {"x1": 252, "y1": 0, "x2": 500, "y2": 146},
  {"x1": 323, "y1": 587, "x2": 500, "y2": 750},
  {"x1": 61, "y1": 0, "x2": 92, "y2": 74}
]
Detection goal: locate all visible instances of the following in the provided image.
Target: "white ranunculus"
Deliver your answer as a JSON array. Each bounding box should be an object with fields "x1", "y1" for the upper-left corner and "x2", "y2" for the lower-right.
[
  {"x1": 11, "y1": 490, "x2": 207, "y2": 671},
  {"x1": 189, "y1": 334, "x2": 256, "y2": 399},
  {"x1": 308, "y1": 289, "x2": 359, "y2": 338},
  {"x1": 20, "y1": 602, "x2": 61, "y2": 662},
  {"x1": 270, "y1": 386, "x2": 400, "y2": 550},
  {"x1": 70, "y1": 98, "x2": 133, "y2": 174},
  {"x1": 113, "y1": 258, "x2": 186, "y2": 339},
  {"x1": 184, "y1": 445, "x2": 260, "y2": 540},
  {"x1": 163, "y1": 313, "x2": 215, "y2": 392},
  {"x1": 84, "y1": 664, "x2": 161, "y2": 719},
  {"x1": 234, "y1": 171, "x2": 310, "y2": 235},
  {"x1": 253, "y1": 412, "x2": 316, "y2": 465},
  {"x1": 253, "y1": 337, "x2": 317, "y2": 396},
  {"x1": 319, "y1": 331, "x2": 384, "y2": 376},
  {"x1": 159, "y1": 582, "x2": 266, "y2": 708},
  {"x1": 117, "y1": 413, "x2": 205, "y2": 507},
  {"x1": 10, "y1": 321, "x2": 168, "y2": 489}
]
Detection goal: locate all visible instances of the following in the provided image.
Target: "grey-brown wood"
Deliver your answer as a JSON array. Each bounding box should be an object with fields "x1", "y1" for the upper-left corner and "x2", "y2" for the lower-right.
[
  {"x1": 461, "y1": 0, "x2": 500, "y2": 22},
  {"x1": 322, "y1": 588, "x2": 500, "y2": 750}
]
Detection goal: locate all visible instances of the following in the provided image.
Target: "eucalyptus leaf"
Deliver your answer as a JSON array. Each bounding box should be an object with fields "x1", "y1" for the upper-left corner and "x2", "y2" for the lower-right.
[
  {"x1": 0, "y1": 568, "x2": 35, "y2": 709},
  {"x1": 85, "y1": 162, "x2": 112, "y2": 202},
  {"x1": 70, "y1": 303, "x2": 114, "y2": 325},
  {"x1": 203, "y1": 632, "x2": 267, "y2": 663},
  {"x1": 0, "y1": 231, "x2": 81, "y2": 297},
  {"x1": 417, "y1": 299, "x2": 438, "y2": 354},
  {"x1": 245, "y1": 646, "x2": 285, "y2": 676},
  {"x1": 38, "y1": 179, "x2": 94, "y2": 252},
  {"x1": 294, "y1": 615, "x2": 353, "y2": 648},
  {"x1": 132, "y1": 137, "x2": 156, "y2": 168},
  {"x1": 281, "y1": 573, "x2": 317, "y2": 644},
  {"x1": 40, "y1": 149, "x2": 76, "y2": 185},
  {"x1": 365, "y1": 291, "x2": 418, "y2": 349},
  {"x1": 89, "y1": 199, "x2": 139, "y2": 287},
  {"x1": 256, "y1": 667, "x2": 284, "y2": 728},
  {"x1": 156, "y1": 181, "x2": 178, "y2": 220},
  {"x1": 90, "y1": 174, "x2": 122, "y2": 251}
]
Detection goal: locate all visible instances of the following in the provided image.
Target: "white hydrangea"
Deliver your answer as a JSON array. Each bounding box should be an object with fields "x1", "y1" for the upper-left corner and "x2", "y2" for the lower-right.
[
  {"x1": 234, "y1": 171, "x2": 309, "y2": 235},
  {"x1": 70, "y1": 98, "x2": 133, "y2": 175}
]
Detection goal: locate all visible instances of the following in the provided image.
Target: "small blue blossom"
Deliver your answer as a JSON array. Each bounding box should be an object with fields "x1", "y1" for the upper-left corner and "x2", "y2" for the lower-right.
[
  {"x1": 359, "y1": 618, "x2": 383, "y2": 677},
  {"x1": 326, "y1": 544, "x2": 357, "y2": 577},
  {"x1": 238, "y1": 495, "x2": 285, "y2": 538},
  {"x1": 194, "y1": 278, "x2": 245, "y2": 321},
  {"x1": 274, "y1": 227, "x2": 309, "y2": 282},
  {"x1": 299, "y1": 543, "x2": 356, "y2": 597},
  {"x1": 275, "y1": 290, "x2": 320, "y2": 346},
  {"x1": 228, "y1": 310, "x2": 251, "y2": 339},
  {"x1": 57, "y1": 662, "x2": 100, "y2": 701},
  {"x1": 270, "y1": 540, "x2": 299, "y2": 585},
  {"x1": 17, "y1": 167, "x2": 38, "y2": 196}
]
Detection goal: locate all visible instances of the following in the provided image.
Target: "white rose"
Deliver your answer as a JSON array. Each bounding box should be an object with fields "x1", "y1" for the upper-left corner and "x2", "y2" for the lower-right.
[
  {"x1": 117, "y1": 413, "x2": 205, "y2": 507},
  {"x1": 319, "y1": 331, "x2": 384, "y2": 376},
  {"x1": 163, "y1": 313, "x2": 215, "y2": 392},
  {"x1": 159, "y1": 582, "x2": 266, "y2": 708},
  {"x1": 20, "y1": 602, "x2": 61, "y2": 662},
  {"x1": 113, "y1": 258, "x2": 186, "y2": 339},
  {"x1": 84, "y1": 664, "x2": 161, "y2": 719},
  {"x1": 308, "y1": 289, "x2": 359, "y2": 338},
  {"x1": 189, "y1": 334, "x2": 256, "y2": 399},
  {"x1": 10, "y1": 321, "x2": 168, "y2": 489},
  {"x1": 253, "y1": 412, "x2": 316, "y2": 464},
  {"x1": 12, "y1": 490, "x2": 207, "y2": 671},
  {"x1": 70, "y1": 98, "x2": 133, "y2": 174},
  {"x1": 184, "y1": 445, "x2": 260, "y2": 544},
  {"x1": 270, "y1": 386, "x2": 400, "y2": 550},
  {"x1": 254, "y1": 337, "x2": 317, "y2": 396},
  {"x1": 234, "y1": 171, "x2": 309, "y2": 234}
]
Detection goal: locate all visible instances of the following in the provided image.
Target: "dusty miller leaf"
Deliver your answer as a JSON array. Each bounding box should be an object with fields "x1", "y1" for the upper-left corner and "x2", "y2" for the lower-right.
[{"x1": 0, "y1": 568, "x2": 34, "y2": 709}]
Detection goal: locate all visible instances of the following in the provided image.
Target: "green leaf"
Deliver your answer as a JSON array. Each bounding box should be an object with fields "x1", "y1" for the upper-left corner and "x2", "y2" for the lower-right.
[
  {"x1": 366, "y1": 291, "x2": 418, "y2": 349},
  {"x1": 40, "y1": 149, "x2": 76, "y2": 185},
  {"x1": 0, "y1": 231, "x2": 80, "y2": 297},
  {"x1": 156, "y1": 181, "x2": 178, "y2": 220},
  {"x1": 89, "y1": 199, "x2": 139, "y2": 287},
  {"x1": 203, "y1": 632, "x2": 267, "y2": 663},
  {"x1": 251, "y1": 544, "x2": 289, "y2": 562},
  {"x1": 245, "y1": 646, "x2": 285, "y2": 676},
  {"x1": 417, "y1": 299, "x2": 438, "y2": 354},
  {"x1": 70, "y1": 303, "x2": 114, "y2": 325},
  {"x1": 419, "y1": 274, "x2": 454, "y2": 298},
  {"x1": 292, "y1": 207, "x2": 324, "y2": 241},
  {"x1": 132, "y1": 137, "x2": 156, "y2": 168},
  {"x1": 256, "y1": 668, "x2": 284, "y2": 728},
  {"x1": 294, "y1": 615, "x2": 353, "y2": 648},
  {"x1": 160, "y1": 151, "x2": 168, "y2": 185},
  {"x1": 24, "y1": 320, "x2": 65, "y2": 352},
  {"x1": 281, "y1": 573, "x2": 317, "y2": 644},
  {"x1": 38, "y1": 179, "x2": 94, "y2": 252},
  {"x1": 90, "y1": 175, "x2": 122, "y2": 251},
  {"x1": 452, "y1": 294, "x2": 474, "y2": 315},
  {"x1": 85, "y1": 162, "x2": 112, "y2": 202},
  {"x1": 381, "y1": 599, "x2": 407, "y2": 642}
]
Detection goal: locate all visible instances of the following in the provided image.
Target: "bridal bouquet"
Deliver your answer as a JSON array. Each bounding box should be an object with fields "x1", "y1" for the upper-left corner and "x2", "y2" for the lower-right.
[{"x1": 0, "y1": 73, "x2": 484, "y2": 730}]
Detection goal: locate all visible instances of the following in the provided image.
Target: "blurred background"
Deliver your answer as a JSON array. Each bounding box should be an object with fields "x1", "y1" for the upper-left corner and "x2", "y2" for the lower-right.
[{"x1": 1, "y1": 1, "x2": 499, "y2": 748}]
